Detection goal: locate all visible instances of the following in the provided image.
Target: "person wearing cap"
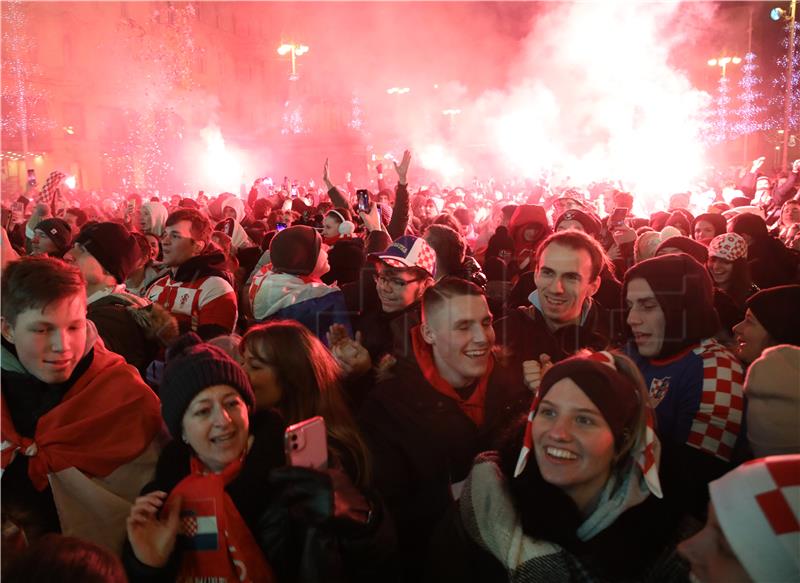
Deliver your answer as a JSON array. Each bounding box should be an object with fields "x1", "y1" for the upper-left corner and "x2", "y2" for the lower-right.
[
  {"x1": 1, "y1": 257, "x2": 162, "y2": 553},
  {"x1": 624, "y1": 253, "x2": 745, "y2": 517},
  {"x1": 249, "y1": 225, "x2": 351, "y2": 343},
  {"x1": 732, "y1": 284, "x2": 800, "y2": 365},
  {"x1": 705, "y1": 233, "x2": 758, "y2": 309},
  {"x1": 359, "y1": 277, "x2": 530, "y2": 580},
  {"x1": 64, "y1": 222, "x2": 178, "y2": 378},
  {"x1": 146, "y1": 208, "x2": 238, "y2": 341},
  {"x1": 679, "y1": 454, "x2": 800, "y2": 583},
  {"x1": 496, "y1": 230, "x2": 617, "y2": 386},
  {"x1": 31, "y1": 217, "x2": 72, "y2": 258},
  {"x1": 123, "y1": 333, "x2": 387, "y2": 582},
  {"x1": 507, "y1": 204, "x2": 551, "y2": 273},
  {"x1": 655, "y1": 235, "x2": 709, "y2": 264},
  {"x1": 428, "y1": 351, "x2": 688, "y2": 583}
]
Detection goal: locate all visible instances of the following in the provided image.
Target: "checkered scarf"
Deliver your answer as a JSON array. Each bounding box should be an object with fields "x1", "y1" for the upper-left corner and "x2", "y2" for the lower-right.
[{"x1": 167, "y1": 454, "x2": 275, "y2": 583}]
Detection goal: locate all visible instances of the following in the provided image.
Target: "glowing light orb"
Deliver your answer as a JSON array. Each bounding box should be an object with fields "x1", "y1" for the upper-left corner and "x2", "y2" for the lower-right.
[{"x1": 64, "y1": 175, "x2": 76, "y2": 189}]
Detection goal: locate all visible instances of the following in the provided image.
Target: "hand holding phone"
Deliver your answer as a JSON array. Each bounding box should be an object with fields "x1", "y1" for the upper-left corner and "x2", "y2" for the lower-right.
[
  {"x1": 285, "y1": 416, "x2": 328, "y2": 470},
  {"x1": 609, "y1": 207, "x2": 628, "y2": 229}
]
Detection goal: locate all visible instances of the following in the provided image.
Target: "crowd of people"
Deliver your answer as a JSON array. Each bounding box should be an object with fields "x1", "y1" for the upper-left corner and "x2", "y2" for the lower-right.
[{"x1": 1, "y1": 151, "x2": 799, "y2": 582}]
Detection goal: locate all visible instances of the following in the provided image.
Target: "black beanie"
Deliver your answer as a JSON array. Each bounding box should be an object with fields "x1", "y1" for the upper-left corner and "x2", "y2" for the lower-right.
[
  {"x1": 269, "y1": 225, "x2": 321, "y2": 276},
  {"x1": 623, "y1": 253, "x2": 720, "y2": 358},
  {"x1": 746, "y1": 285, "x2": 800, "y2": 346},
  {"x1": 692, "y1": 213, "x2": 727, "y2": 240},
  {"x1": 655, "y1": 236, "x2": 709, "y2": 264},
  {"x1": 664, "y1": 211, "x2": 692, "y2": 236},
  {"x1": 160, "y1": 333, "x2": 255, "y2": 439},
  {"x1": 76, "y1": 222, "x2": 141, "y2": 283},
  {"x1": 554, "y1": 209, "x2": 601, "y2": 237},
  {"x1": 730, "y1": 213, "x2": 769, "y2": 241},
  {"x1": 35, "y1": 218, "x2": 72, "y2": 255}
]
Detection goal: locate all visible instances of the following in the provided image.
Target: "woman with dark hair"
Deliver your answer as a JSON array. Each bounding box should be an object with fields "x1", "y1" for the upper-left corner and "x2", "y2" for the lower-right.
[
  {"x1": 706, "y1": 233, "x2": 758, "y2": 309},
  {"x1": 123, "y1": 333, "x2": 392, "y2": 583},
  {"x1": 126, "y1": 232, "x2": 167, "y2": 298},
  {"x1": 240, "y1": 320, "x2": 372, "y2": 488},
  {"x1": 428, "y1": 352, "x2": 689, "y2": 582}
]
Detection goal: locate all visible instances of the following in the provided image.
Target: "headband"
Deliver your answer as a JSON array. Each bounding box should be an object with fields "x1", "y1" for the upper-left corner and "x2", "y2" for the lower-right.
[{"x1": 514, "y1": 351, "x2": 662, "y2": 498}]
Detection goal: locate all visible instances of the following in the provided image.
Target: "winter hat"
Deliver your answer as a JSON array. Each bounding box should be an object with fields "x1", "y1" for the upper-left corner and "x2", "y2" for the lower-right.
[
  {"x1": 709, "y1": 455, "x2": 800, "y2": 583},
  {"x1": 634, "y1": 231, "x2": 661, "y2": 263},
  {"x1": 369, "y1": 235, "x2": 437, "y2": 278},
  {"x1": 692, "y1": 213, "x2": 727, "y2": 241},
  {"x1": 745, "y1": 345, "x2": 800, "y2": 457},
  {"x1": 746, "y1": 285, "x2": 800, "y2": 346},
  {"x1": 623, "y1": 253, "x2": 720, "y2": 358},
  {"x1": 708, "y1": 233, "x2": 747, "y2": 262},
  {"x1": 649, "y1": 211, "x2": 670, "y2": 232},
  {"x1": 664, "y1": 211, "x2": 692, "y2": 236},
  {"x1": 730, "y1": 212, "x2": 769, "y2": 241},
  {"x1": 486, "y1": 226, "x2": 515, "y2": 259},
  {"x1": 655, "y1": 236, "x2": 709, "y2": 264},
  {"x1": 269, "y1": 225, "x2": 321, "y2": 276},
  {"x1": 179, "y1": 197, "x2": 199, "y2": 209},
  {"x1": 34, "y1": 218, "x2": 72, "y2": 255},
  {"x1": 75, "y1": 222, "x2": 142, "y2": 284},
  {"x1": 554, "y1": 209, "x2": 601, "y2": 237},
  {"x1": 161, "y1": 332, "x2": 254, "y2": 439}
]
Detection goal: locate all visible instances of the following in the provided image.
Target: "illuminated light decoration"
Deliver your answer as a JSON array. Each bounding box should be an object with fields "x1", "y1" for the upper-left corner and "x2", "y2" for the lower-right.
[
  {"x1": 773, "y1": 7, "x2": 787, "y2": 21},
  {"x1": 348, "y1": 92, "x2": 364, "y2": 132},
  {"x1": 63, "y1": 126, "x2": 75, "y2": 135},
  {"x1": 770, "y1": 20, "x2": 800, "y2": 131},
  {"x1": 1, "y1": 0, "x2": 57, "y2": 156},
  {"x1": 281, "y1": 101, "x2": 307, "y2": 135},
  {"x1": 116, "y1": 3, "x2": 199, "y2": 190},
  {"x1": 277, "y1": 43, "x2": 309, "y2": 80},
  {"x1": 386, "y1": 87, "x2": 410, "y2": 95},
  {"x1": 734, "y1": 52, "x2": 768, "y2": 136},
  {"x1": 707, "y1": 75, "x2": 734, "y2": 143}
]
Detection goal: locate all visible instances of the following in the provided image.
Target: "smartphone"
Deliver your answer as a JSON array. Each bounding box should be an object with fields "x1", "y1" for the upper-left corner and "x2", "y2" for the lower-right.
[
  {"x1": 11, "y1": 202, "x2": 23, "y2": 224},
  {"x1": 285, "y1": 416, "x2": 328, "y2": 470},
  {"x1": 290, "y1": 186, "x2": 298, "y2": 198},
  {"x1": 356, "y1": 189, "x2": 370, "y2": 213},
  {"x1": 275, "y1": 222, "x2": 287, "y2": 231},
  {"x1": 609, "y1": 207, "x2": 628, "y2": 228},
  {"x1": 126, "y1": 200, "x2": 136, "y2": 216},
  {"x1": 27, "y1": 169, "x2": 36, "y2": 187}
]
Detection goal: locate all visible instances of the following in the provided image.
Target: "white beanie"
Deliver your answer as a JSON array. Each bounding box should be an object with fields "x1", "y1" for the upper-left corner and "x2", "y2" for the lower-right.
[
  {"x1": 745, "y1": 345, "x2": 800, "y2": 458},
  {"x1": 710, "y1": 455, "x2": 800, "y2": 583}
]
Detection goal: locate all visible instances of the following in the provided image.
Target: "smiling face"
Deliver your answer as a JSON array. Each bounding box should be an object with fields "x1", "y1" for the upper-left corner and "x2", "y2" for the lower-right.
[
  {"x1": 694, "y1": 220, "x2": 716, "y2": 242},
  {"x1": 1, "y1": 293, "x2": 87, "y2": 383},
  {"x1": 707, "y1": 257, "x2": 733, "y2": 288},
  {"x1": 422, "y1": 293, "x2": 495, "y2": 388},
  {"x1": 732, "y1": 309, "x2": 773, "y2": 364},
  {"x1": 678, "y1": 502, "x2": 753, "y2": 583},
  {"x1": 375, "y1": 262, "x2": 428, "y2": 313},
  {"x1": 534, "y1": 242, "x2": 600, "y2": 331},
  {"x1": 181, "y1": 384, "x2": 250, "y2": 473},
  {"x1": 626, "y1": 278, "x2": 666, "y2": 358},
  {"x1": 532, "y1": 378, "x2": 615, "y2": 513}
]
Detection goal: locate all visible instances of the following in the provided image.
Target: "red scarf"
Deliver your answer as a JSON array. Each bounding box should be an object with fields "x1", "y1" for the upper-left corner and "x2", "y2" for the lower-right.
[
  {"x1": 322, "y1": 234, "x2": 341, "y2": 246},
  {"x1": 168, "y1": 456, "x2": 275, "y2": 583},
  {"x1": 0, "y1": 344, "x2": 161, "y2": 490},
  {"x1": 410, "y1": 325, "x2": 495, "y2": 426}
]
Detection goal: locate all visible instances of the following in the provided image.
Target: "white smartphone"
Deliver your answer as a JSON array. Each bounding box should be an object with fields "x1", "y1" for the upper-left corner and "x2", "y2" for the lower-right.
[{"x1": 285, "y1": 416, "x2": 328, "y2": 470}]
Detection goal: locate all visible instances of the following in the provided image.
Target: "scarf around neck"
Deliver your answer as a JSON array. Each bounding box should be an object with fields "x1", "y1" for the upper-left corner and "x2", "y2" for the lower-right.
[
  {"x1": 168, "y1": 455, "x2": 275, "y2": 583},
  {"x1": 410, "y1": 325, "x2": 495, "y2": 426}
]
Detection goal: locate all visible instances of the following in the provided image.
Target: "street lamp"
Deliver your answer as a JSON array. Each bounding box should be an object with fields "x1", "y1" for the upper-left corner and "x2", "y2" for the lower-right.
[
  {"x1": 386, "y1": 87, "x2": 410, "y2": 95},
  {"x1": 707, "y1": 55, "x2": 742, "y2": 77},
  {"x1": 772, "y1": 1, "x2": 797, "y2": 171},
  {"x1": 277, "y1": 43, "x2": 309, "y2": 81}
]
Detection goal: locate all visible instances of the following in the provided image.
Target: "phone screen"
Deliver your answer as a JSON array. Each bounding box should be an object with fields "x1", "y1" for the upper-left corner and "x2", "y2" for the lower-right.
[
  {"x1": 276, "y1": 222, "x2": 287, "y2": 231},
  {"x1": 610, "y1": 207, "x2": 628, "y2": 228},
  {"x1": 356, "y1": 189, "x2": 370, "y2": 213}
]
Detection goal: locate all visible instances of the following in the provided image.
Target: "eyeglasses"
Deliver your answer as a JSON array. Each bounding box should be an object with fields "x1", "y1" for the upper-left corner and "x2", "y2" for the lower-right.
[{"x1": 373, "y1": 272, "x2": 423, "y2": 289}]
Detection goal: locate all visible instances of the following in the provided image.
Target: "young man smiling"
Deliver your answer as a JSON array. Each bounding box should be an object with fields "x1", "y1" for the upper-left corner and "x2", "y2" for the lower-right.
[
  {"x1": 1, "y1": 257, "x2": 161, "y2": 552},
  {"x1": 147, "y1": 208, "x2": 237, "y2": 340},
  {"x1": 359, "y1": 277, "x2": 530, "y2": 580},
  {"x1": 495, "y1": 230, "x2": 614, "y2": 391}
]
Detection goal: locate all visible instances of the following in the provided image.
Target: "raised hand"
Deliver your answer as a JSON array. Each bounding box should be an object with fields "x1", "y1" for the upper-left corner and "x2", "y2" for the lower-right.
[
  {"x1": 522, "y1": 353, "x2": 553, "y2": 393},
  {"x1": 793, "y1": 159, "x2": 800, "y2": 174},
  {"x1": 394, "y1": 150, "x2": 412, "y2": 185},
  {"x1": 323, "y1": 158, "x2": 333, "y2": 188},
  {"x1": 126, "y1": 491, "x2": 182, "y2": 568},
  {"x1": 358, "y1": 202, "x2": 383, "y2": 233},
  {"x1": 751, "y1": 156, "x2": 766, "y2": 173}
]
